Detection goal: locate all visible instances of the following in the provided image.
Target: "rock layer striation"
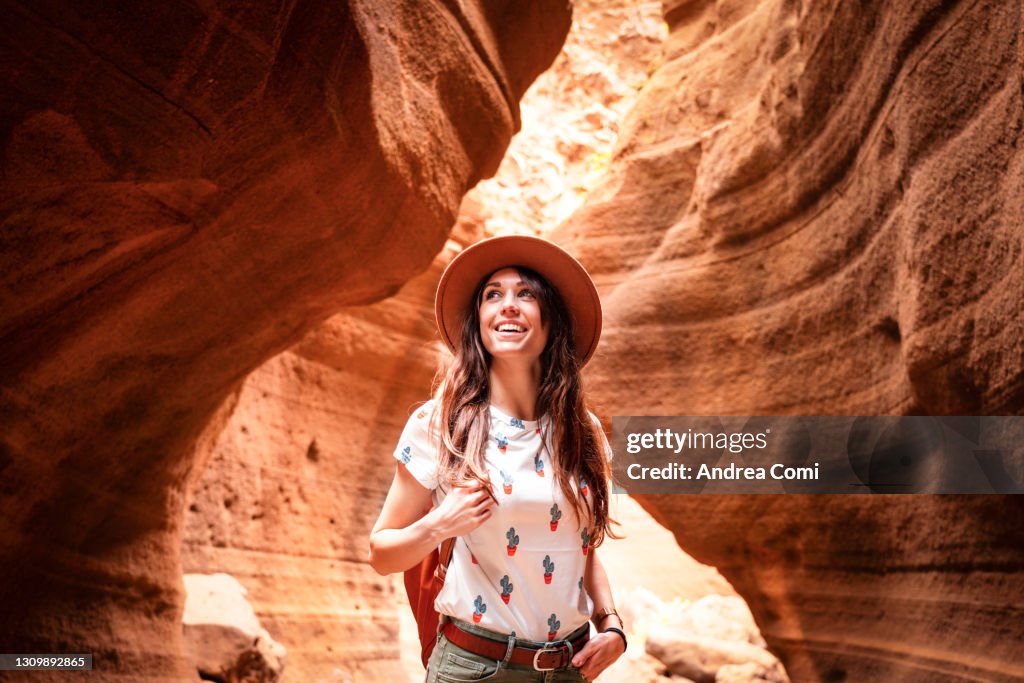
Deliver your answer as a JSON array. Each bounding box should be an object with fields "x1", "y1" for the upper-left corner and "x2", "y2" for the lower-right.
[
  {"x1": 0, "y1": 1, "x2": 569, "y2": 679},
  {"x1": 558, "y1": 0, "x2": 1024, "y2": 681}
]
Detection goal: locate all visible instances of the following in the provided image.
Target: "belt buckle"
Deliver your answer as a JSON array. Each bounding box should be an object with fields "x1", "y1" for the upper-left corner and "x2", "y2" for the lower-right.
[{"x1": 533, "y1": 641, "x2": 570, "y2": 672}]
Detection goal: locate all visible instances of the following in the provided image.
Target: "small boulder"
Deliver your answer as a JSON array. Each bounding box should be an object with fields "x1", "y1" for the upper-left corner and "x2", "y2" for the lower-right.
[
  {"x1": 645, "y1": 627, "x2": 779, "y2": 683},
  {"x1": 675, "y1": 595, "x2": 765, "y2": 646},
  {"x1": 716, "y1": 661, "x2": 789, "y2": 682},
  {"x1": 182, "y1": 573, "x2": 286, "y2": 683}
]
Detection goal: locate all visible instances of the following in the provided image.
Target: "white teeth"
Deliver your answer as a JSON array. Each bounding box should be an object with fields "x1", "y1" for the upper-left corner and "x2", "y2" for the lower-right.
[{"x1": 497, "y1": 323, "x2": 525, "y2": 332}]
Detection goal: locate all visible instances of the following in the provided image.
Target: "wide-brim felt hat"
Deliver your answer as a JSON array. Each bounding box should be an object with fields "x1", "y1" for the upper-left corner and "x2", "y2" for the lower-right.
[{"x1": 434, "y1": 235, "x2": 602, "y2": 366}]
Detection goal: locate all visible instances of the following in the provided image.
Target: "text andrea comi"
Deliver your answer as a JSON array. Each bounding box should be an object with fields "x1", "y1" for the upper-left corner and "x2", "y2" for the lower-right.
[{"x1": 626, "y1": 462, "x2": 820, "y2": 480}]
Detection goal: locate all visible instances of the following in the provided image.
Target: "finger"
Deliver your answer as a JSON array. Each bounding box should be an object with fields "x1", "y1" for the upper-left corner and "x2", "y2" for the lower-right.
[
  {"x1": 472, "y1": 501, "x2": 495, "y2": 519},
  {"x1": 581, "y1": 642, "x2": 618, "y2": 679},
  {"x1": 473, "y1": 491, "x2": 496, "y2": 507},
  {"x1": 472, "y1": 494, "x2": 493, "y2": 509},
  {"x1": 577, "y1": 640, "x2": 612, "y2": 675},
  {"x1": 571, "y1": 641, "x2": 595, "y2": 668},
  {"x1": 464, "y1": 483, "x2": 493, "y2": 499},
  {"x1": 457, "y1": 490, "x2": 487, "y2": 508},
  {"x1": 580, "y1": 655, "x2": 607, "y2": 682}
]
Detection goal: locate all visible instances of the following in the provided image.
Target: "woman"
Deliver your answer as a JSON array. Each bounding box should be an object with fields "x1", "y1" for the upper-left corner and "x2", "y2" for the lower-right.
[{"x1": 369, "y1": 235, "x2": 625, "y2": 682}]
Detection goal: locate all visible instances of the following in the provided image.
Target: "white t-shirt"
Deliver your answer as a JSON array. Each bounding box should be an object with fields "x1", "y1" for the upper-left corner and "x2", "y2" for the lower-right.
[{"x1": 394, "y1": 400, "x2": 610, "y2": 642}]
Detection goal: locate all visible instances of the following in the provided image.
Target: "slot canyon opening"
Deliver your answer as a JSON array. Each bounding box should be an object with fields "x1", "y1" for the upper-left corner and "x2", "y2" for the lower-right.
[
  {"x1": 173, "y1": 12, "x2": 771, "y2": 680},
  {"x1": 180, "y1": 5, "x2": 774, "y2": 681}
]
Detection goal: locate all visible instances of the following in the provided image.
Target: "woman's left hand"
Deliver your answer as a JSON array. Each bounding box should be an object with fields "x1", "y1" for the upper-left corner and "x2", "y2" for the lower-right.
[{"x1": 570, "y1": 630, "x2": 625, "y2": 681}]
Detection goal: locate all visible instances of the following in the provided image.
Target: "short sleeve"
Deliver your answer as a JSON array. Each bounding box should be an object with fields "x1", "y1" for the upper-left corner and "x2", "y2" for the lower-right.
[
  {"x1": 589, "y1": 411, "x2": 613, "y2": 462},
  {"x1": 393, "y1": 401, "x2": 439, "y2": 490}
]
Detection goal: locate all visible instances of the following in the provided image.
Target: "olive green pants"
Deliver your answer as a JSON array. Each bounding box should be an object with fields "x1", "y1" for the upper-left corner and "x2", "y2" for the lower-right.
[{"x1": 425, "y1": 618, "x2": 589, "y2": 683}]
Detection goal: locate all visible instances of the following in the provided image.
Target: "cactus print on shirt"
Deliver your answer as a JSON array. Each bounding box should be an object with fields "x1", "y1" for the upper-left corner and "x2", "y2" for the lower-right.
[{"x1": 392, "y1": 400, "x2": 612, "y2": 642}]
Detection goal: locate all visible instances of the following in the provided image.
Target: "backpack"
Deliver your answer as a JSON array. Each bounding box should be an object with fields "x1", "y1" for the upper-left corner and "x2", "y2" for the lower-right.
[{"x1": 403, "y1": 537, "x2": 456, "y2": 668}]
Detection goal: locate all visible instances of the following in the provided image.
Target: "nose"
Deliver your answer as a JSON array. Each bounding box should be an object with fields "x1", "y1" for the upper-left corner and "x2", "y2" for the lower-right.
[{"x1": 500, "y1": 292, "x2": 519, "y2": 314}]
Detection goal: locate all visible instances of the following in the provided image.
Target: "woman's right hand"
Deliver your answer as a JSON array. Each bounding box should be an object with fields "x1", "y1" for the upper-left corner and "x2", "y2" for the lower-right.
[
  {"x1": 369, "y1": 467, "x2": 496, "y2": 575},
  {"x1": 429, "y1": 482, "x2": 496, "y2": 538}
]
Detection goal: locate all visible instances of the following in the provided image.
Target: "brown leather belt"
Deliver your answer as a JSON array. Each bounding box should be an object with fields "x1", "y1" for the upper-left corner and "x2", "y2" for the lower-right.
[{"x1": 441, "y1": 620, "x2": 589, "y2": 671}]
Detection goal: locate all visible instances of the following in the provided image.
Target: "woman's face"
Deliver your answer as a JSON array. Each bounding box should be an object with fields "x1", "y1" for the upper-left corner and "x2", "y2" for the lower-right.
[{"x1": 478, "y1": 268, "x2": 549, "y2": 362}]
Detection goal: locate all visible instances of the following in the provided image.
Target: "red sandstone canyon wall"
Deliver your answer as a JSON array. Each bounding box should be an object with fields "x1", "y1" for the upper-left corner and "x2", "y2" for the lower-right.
[
  {"x1": 0, "y1": 1, "x2": 569, "y2": 680},
  {"x1": 3, "y1": 0, "x2": 1022, "y2": 681},
  {"x1": 180, "y1": 237, "x2": 472, "y2": 682},
  {"x1": 557, "y1": 0, "x2": 1024, "y2": 681}
]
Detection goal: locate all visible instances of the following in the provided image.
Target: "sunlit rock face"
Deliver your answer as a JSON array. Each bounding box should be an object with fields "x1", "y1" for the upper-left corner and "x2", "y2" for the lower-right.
[
  {"x1": 466, "y1": 0, "x2": 666, "y2": 235},
  {"x1": 565, "y1": 0, "x2": 1022, "y2": 416},
  {"x1": 181, "y1": 249, "x2": 457, "y2": 682},
  {"x1": 558, "y1": 0, "x2": 1024, "y2": 681},
  {"x1": 0, "y1": 1, "x2": 569, "y2": 679}
]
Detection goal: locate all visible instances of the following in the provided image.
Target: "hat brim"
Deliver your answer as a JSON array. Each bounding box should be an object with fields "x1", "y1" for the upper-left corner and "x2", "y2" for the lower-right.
[{"x1": 434, "y1": 235, "x2": 602, "y2": 366}]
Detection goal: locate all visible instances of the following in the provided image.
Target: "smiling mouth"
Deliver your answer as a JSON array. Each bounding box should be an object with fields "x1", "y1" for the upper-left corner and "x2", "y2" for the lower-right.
[{"x1": 495, "y1": 323, "x2": 527, "y2": 334}]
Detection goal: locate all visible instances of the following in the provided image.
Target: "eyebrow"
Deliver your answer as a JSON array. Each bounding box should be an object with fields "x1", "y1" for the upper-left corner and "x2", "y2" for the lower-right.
[{"x1": 484, "y1": 280, "x2": 527, "y2": 288}]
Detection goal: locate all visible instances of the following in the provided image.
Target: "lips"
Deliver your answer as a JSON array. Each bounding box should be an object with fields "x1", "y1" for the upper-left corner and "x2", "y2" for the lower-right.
[{"x1": 496, "y1": 322, "x2": 526, "y2": 333}]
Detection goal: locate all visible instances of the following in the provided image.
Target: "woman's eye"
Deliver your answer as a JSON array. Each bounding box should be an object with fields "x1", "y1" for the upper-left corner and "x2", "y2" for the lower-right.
[
  {"x1": 485, "y1": 290, "x2": 502, "y2": 300},
  {"x1": 518, "y1": 289, "x2": 535, "y2": 299}
]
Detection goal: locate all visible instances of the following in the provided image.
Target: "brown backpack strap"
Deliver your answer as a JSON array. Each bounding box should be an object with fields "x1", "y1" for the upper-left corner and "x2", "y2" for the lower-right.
[{"x1": 435, "y1": 538, "x2": 456, "y2": 581}]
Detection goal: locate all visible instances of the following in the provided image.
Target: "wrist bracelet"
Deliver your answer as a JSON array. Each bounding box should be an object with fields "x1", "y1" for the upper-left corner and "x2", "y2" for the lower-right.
[
  {"x1": 593, "y1": 607, "x2": 620, "y2": 625},
  {"x1": 602, "y1": 626, "x2": 627, "y2": 652}
]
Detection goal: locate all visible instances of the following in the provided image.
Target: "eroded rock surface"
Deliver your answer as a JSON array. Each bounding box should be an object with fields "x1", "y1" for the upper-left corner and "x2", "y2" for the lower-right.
[
  {"x1": 558, "y1": 0, "x2": 1024, "y2": 681},
  {"x1": 182, "y1": 252, "x2": 455, "y2": 682},
  {"x1": 606, "y1": 591, "x2": 785, "y2": 683},
  {"x1": 5, "y1": 0, "x2": 1022, "y2": 681},
  {"x1": 182, "y1": 573, "x2": 286, "y2": 683},
  {"x1": 563, "y1": 0, "x2": 1022, "y2": 416},
  {"x1": 466, "y1": 0, "x2": 666, "y2": 234},
  {"x1": 0, "y1": 1, "x2": 569, "y2": 679}
]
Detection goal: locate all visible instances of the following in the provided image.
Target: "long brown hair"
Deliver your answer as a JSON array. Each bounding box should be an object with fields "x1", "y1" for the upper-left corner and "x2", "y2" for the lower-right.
[{"x1": 432, "y1": 266, "x2": 617, "y2": 546}]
